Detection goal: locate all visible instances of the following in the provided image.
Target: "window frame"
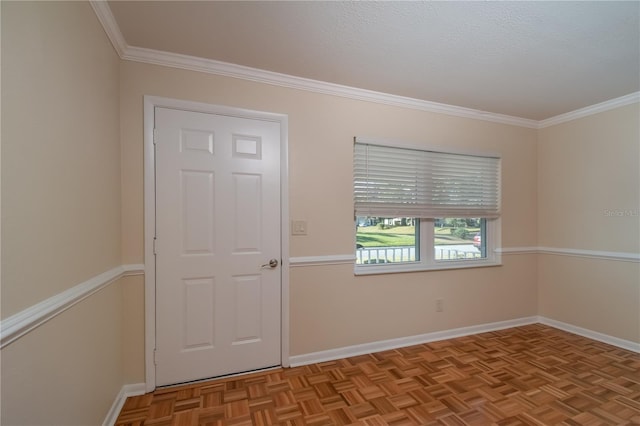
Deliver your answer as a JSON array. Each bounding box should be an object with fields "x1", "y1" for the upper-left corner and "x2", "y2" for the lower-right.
[
  {"x1": 354, "y1": 217, "x2": 501, "y2": 275},
  {"x1": 353, "y1": 138, "x2": 502, "y2": 275}
]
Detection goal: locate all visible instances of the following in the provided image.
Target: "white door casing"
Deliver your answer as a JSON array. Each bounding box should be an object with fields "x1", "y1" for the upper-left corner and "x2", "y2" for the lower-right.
[{"x1": 144, "y1": 97, "x2": 289, "y2": 390}]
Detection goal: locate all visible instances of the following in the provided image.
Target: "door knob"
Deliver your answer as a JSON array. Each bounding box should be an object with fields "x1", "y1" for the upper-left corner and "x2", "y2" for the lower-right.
[{"x1": 261, "y1": 259, "x2": 279, "y2": 268}]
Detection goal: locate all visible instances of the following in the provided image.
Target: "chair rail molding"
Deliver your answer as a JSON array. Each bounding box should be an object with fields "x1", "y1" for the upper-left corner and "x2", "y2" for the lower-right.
[
  {"x1": 289, "y1": 254, "x2": 356, "y2": 267},
  {"x1": 0, "y1": 264, "x2": 145, "y2": 349},
  {"x1": 497, "y1": 246, "x2": 639, "y2": 262},
  {"x1": 292, "y1": 247, "x2": 640, "y2": 267}
]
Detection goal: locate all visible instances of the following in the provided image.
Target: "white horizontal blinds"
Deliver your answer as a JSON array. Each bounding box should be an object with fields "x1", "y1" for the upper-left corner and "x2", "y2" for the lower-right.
[
  {"x1": 354, "y1": 143, "x2": 427, "y2": 217},
  {"x1": 354, "y1": 142, "x2": 500, "y2": 218}
]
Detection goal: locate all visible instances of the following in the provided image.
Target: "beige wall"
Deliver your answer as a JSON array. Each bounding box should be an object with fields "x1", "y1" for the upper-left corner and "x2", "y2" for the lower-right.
[
  {"x1": 120, "y1": 60, "x2": 539, "y2": 363},
  {"x1": 538, "y1": 255, "x2": 639, "y2": 342},
  {"x1": 120, "y1": 62, "x2": 539, "y2": 262},
  {"x1": 1, "y1": 283, "x2": 125, "y2": 426},
  {"x1": 1, "y1": 2, "x2": 124, "y2": 424},
  {"x1": 2, "y1": 3, "x2": 638, "y2": 423},
  {"x1": 291, "y1": 256, "x2": 538, "y2": 355},
  {"x1": 2, "y1": 1, "x2": 121, "y2": 315},
  {"x1": 122, "y1": 274, "x2": 145, "y2": 383},
  {"x1": 538, "y1": 104, "x2": 640, "y2": 252},
  {"x1": 538, "y1": 104, "x2": 640, "y2": 343}
]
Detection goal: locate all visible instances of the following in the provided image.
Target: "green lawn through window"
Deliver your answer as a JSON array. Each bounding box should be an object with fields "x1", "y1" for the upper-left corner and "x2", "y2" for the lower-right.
[{"x1": 356, "y1": 225, "x2": 479, "y2": 247}]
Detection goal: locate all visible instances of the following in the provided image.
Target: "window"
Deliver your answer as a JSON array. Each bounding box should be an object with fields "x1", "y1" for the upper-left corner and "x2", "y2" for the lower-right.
[
  {"x1": 356, "y1": 217, "x2": 419, "y2": 264},
  {"x1": 434, "y1": 218, "x2": 487, "y2": 261},
  {"x1": 354, "y1": 139, "x2": 501, "y2": 274}
]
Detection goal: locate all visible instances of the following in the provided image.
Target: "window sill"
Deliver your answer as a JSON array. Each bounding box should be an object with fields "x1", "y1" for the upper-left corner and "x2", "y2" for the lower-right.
[{"x1": 354, "y1": 259, "x2": 502, "y2": 276}]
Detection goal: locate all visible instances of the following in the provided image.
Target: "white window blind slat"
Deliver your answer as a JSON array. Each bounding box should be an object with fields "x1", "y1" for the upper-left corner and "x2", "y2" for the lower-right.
[{"x1": 354, "y1": 142, "x2": 501, "y2": 218}]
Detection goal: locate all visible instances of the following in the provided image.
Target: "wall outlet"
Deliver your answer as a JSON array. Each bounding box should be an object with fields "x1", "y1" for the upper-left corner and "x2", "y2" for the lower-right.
[{"x1": 436, "y1": 298, "x2": 444, "y2": 313}]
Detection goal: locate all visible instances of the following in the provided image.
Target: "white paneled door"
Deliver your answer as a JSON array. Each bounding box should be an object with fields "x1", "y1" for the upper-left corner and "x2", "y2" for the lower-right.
[{"x1": 154, "y1": 107, "x2": 281, "y2": 386}]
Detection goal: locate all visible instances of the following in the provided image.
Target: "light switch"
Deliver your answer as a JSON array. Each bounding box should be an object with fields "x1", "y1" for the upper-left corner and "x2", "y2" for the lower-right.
[{"x1": 291, "y1": 220, "x2": 307, "y2": 236}]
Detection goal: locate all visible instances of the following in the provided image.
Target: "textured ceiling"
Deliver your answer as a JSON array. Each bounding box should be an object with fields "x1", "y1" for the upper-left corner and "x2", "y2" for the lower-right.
[{"x1": 108, "y1": 1, "x2": 640, "y2": 121}]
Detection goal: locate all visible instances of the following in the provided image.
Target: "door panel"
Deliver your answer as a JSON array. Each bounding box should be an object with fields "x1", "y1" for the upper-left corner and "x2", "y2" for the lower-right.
[
  {"x1": 181, "y1": 170, "x2": 215, "y2": 254},
  {"x1": 155, "y1": 107, "x2": 281, "y2": 386},
  {"x1": 232, "y1": 173, "x2": 262, "y2": 252},
  {"x1": 183, "y1": 278, "x2": 215, "y2": 349},
  {"x1": 232, "y1": 274, "x2": 263, "y2": 344}
]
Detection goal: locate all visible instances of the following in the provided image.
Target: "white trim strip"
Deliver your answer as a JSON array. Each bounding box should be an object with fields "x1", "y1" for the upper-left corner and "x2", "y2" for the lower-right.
[
  {"x1": 290, "y1": 316, "x2": 639, "y2": 367},
  {"x1": 290, "y1": 248, "x2": 639, "y2": 266},
  {"x1": 537, "y1": 246, "x2": 640, "y2": 262},
  {"x1": 89, "y1": 1, "x2": 127, "y2": 57},
  {"x1": 103, "y1": 383, "x2": 146, "y2": 426},
  {"x1": 496, "y1": 246, "x2": 540, "y2": 255},
  {"x1": 289, "y1": 317, "x2": 539, "y2": 366},
  {"x1": 143, "y1": 96, "x2": 158, "y2": 393},
  {"x1": 538, "y1": 317, "x2": 640, "y2": 354},
  {"x1": 0, "y1": 264, "x2": 144, "y2": 349},
  {"x1": 90, "y1": 4, "x2": 638, "y2": 130},
  {"x1": 289, "y1": 255, "x2": 356, "y2": 267},
  {"x1": 538, "y1": 92, "x2": 640, "y2": 128},
  {"x1": 497, "y1": 246, "x2": 640, "y2": 262},
  {"x1": 122, "y1": 46, "x2": 539, "y2": 129}
]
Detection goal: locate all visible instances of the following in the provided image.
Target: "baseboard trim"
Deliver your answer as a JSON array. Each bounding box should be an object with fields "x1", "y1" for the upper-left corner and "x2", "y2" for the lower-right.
[
  {"x1": 290, "y1": 316, "x2": 640, "y2": 366},
  {"x1": 99, "y1": 320, "x2": 637, "y2": 425},
  {"x1": 538, "y1": 316, "x2": 640, "y2": 353},
  {"x1": 289, "y1": 316, "x2": 539, "y2": 367},
  {"x1": 99, "y1": 319, "x2": 637, "y2": 425},
  {"x1": 103, "y1": 383, "x2": 146, "y2": 426},
  {"x1": 0, "y1": 264, "x2": 145, "y2": 349}
]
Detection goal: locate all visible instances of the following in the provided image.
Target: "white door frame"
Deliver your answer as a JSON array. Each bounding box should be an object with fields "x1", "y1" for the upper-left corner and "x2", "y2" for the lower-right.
[{"x1": 143, "y1": 95, "x2": 290, "y2": 392}]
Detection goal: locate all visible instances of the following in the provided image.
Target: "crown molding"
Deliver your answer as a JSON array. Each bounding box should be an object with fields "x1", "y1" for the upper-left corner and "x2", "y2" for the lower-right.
[
  {"x1": 538, "y1": 92, "x2": 640, "y2": 129},
  {"x1": 91, "y1": 3, "x2": 638, "y2": 130},
  {"x1": 89, "y1": 1, "x2": 127, "y2": 57},
  {"x1": 122, "y1": 45, "x2": 539, "y2": 129}
]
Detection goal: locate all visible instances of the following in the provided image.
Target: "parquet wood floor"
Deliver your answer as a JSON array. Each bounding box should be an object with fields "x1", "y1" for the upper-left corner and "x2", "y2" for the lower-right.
[{"x1": 115, "y1": 324, "x2": 640, "y2": 425}]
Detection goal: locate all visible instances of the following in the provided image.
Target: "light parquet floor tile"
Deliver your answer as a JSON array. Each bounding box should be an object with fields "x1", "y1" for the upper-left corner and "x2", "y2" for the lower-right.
[{"x1": 116, "y1": 324, "x2": 640, "y2": 425}]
